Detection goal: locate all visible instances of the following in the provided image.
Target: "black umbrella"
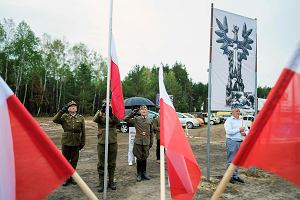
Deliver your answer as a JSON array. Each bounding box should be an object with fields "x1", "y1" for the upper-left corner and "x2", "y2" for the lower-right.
[{"x1": 124, "y1": 97, "x2": 155, "y2": 109}]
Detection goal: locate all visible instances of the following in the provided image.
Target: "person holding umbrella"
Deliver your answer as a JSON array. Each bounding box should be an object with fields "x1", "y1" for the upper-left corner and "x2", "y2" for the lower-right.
[{"x1": 125, "y1": 105, "x2": 153, "y2": 182}]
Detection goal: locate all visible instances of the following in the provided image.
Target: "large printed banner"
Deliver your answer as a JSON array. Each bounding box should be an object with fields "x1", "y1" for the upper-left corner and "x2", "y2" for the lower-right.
[{"x1": 211, "y1": 8, "x2": 257, "y2": 111}]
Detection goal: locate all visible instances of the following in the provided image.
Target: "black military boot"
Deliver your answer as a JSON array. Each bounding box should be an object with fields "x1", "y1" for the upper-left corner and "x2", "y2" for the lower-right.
[
  {"x1": 108, "y1": 170, "x2": 116, "y2": 190},
  {"x1": 97, "y1": 175, "x2": 104, "y2": 193},
  {"x1": 136, "y1": 160, "x2": 142, "y2": 182},
  {"x1": 108, "y1": 180, "x2": 116, "y2": 190},
  {"x1": 142, "y1": 160, "x2": 150, "y2": 180}
]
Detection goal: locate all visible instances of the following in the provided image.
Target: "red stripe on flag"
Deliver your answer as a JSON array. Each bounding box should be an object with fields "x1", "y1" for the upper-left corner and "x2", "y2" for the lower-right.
[
  {"x1": 160, "y1": 100, "x2": 197, "y2": 159},
  {"x1": 110, "y1": 60, "x2": 125, "y2": 120},
  {"x1": 233, "y1": 68, "x2": 300, "y2": 186},
  {"x1": 160, "y1": 99, "x2": 201, "y2": 199},
  {"x1": 7, "y1": 95, "x2": 74, "y2": 199}
]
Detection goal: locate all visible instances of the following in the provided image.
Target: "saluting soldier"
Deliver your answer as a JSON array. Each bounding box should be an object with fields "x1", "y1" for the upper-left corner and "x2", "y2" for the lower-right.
[
  {"x1": 93, "y1": 103, "x2": 119, "y2": 192},
  {"x1": 153, "y1": 112, "x2": 160, "y2": 164},
  {"x1": 125, "y1": 105, "x2": 153, "y2": 182},
  {"x1": 53, "y1": 100, "x2": 85, "y2": 186}
]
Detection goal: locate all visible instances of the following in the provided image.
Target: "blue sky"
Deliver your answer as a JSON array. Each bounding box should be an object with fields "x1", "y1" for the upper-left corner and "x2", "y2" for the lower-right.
[{"x1": 1, "y1": 0, "x2": 300, "y2": 86}]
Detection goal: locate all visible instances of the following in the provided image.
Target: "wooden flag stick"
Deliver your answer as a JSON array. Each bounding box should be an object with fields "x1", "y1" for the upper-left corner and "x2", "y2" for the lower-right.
[
  {"x1": 211, "y1": 164, "x2": 236, "y2": 200},
  {"x1": 72, "y1": 171, "x2": 99, "y2": 200}
]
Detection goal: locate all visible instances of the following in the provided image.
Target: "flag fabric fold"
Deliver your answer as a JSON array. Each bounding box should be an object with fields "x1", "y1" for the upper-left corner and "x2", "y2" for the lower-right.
[
  {"x1": 110, "y1": 35, "x2": 125, "y2": 120},
  {"x1": 0, "y1": 77, "x2": 74, "y2": 200},
  {"x1": 233, "y1": 46, "x2": 300, "y2": 186},
  {"x1": 159, "y1": 66, "x2": 201, "y2": 199}
]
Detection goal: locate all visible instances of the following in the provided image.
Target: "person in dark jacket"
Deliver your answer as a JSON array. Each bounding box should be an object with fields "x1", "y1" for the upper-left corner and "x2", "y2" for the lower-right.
[
  {"x1": 53, "y1": 100, "x2": 85, "y2": 186},
  {"x1": 93, "y1": 103, "x2": 119, "y2": 192}
]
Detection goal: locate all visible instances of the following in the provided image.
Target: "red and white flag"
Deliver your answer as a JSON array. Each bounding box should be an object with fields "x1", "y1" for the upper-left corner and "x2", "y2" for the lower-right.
[
  {"x1": 159, "y1": 66, "x2": 201, "y2": 199},
  {"x1": 0, "y1": 77, "x2": 74, "y2": 200},
  {"x1": 233, "y1": 46, "x2": 300, "y2": 186},
  {"x1": 110, "y1": 35, "x2": 125, "y2": 120}
]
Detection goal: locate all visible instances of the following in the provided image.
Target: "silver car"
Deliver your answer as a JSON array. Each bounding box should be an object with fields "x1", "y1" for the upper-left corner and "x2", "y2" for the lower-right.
[{"x1": 177, "y1": 112, "x2": 200, "y2": 129}]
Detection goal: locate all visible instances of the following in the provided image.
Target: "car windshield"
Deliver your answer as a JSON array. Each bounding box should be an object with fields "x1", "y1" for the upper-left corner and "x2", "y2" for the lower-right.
[{"x1": 177, "y1": 113, "x2": 185, "y2": 118}]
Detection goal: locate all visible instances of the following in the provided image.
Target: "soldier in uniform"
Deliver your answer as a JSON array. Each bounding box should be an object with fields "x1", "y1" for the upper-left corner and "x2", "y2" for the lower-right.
[
  {"x1": 93, "y1": 103, "x2": 119, "y2": 192},
  {"x1": 153, "y1": 112, "x2": 160, "y2": 164},
  {"x1": 52, "y1": 100, "x2": 85, "y2": 186},
  {"x1": 125, "y1": 105, "x2": 153, "y2": 182}
]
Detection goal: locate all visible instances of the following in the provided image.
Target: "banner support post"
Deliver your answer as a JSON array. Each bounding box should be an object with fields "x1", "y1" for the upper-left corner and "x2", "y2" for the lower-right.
[{"x1": 206, "y1": 2, "x2": 214, "y2": 182}]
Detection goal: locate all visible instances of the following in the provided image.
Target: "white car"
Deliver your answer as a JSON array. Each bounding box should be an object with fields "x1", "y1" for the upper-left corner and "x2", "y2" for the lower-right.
[{"x1": 177, "y1": 112, "x2": 200, "y2": 129}]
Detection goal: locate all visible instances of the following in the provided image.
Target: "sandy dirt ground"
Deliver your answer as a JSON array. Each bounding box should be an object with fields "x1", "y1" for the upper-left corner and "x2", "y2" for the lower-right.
[{"x1": 36, "y1": 117, "x2": 300, "y2": 200}]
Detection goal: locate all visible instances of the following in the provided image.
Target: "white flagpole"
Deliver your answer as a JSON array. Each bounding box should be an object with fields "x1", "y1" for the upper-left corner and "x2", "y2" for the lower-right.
[
  {"x1": 160, "y1": 145, "x2": 166, "y2": 200},
  {"x1": 103, "y1": 0, "x2": 113, "y2": 199}
]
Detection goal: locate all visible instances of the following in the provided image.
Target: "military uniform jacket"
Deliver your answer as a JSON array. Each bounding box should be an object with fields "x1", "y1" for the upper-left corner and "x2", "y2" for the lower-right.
[
  {"x1": 53, "y1": 111, "x2": 85, "y2": 146},
  {"x1": 125, "y1": 113, "x2": 153, "y2": 146},
  {"x1": 93, "y1": 110, "x2": 119, "y2": 144},
  {"x1": 153, "y1": 117, "x2": 160, "y2": 140}
]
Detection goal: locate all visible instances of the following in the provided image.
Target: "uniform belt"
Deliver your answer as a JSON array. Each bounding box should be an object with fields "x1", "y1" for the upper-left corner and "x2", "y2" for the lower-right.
[{"x1": 136, "y1": 132, "x2": 150, "y2": 136}]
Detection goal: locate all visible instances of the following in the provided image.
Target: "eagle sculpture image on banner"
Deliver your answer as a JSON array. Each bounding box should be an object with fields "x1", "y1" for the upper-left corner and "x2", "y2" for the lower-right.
[{"x1": 215, "y1": 16, "x2": 255, "y2": 109}]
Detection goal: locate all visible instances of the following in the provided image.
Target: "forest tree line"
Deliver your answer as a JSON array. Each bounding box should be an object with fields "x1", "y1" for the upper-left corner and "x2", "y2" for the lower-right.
[{"x1": 0, "y1": 19, "x2": 272, "y2": 116}]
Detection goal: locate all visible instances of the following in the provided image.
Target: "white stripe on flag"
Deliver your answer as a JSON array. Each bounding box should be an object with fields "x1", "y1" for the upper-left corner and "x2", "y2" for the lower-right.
[
  {"x1": 159, "y1": 66, "x2": 174, "y2": 108},
  {"x1": 111, "y1": 34, "x2": 118, "y2": 64},
  {"x1": 0, "y1": 77, "x2": 16, "y2": 200}
]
